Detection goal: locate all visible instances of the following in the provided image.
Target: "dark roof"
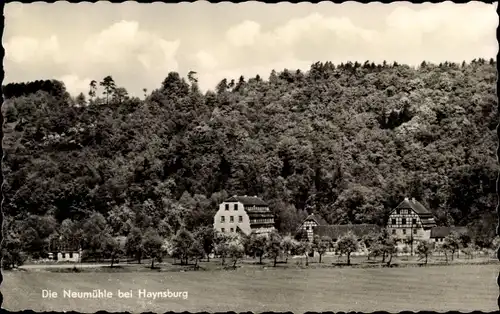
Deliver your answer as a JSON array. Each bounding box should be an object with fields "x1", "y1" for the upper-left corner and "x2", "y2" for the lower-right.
[
  {"x1": 300, "y1": 213, "x2": 329, "y2": 227},
  {"x1": 420, "y1": 217, "x2": 437, "y2": 228},
  {"x1": 314, "y1": 224, "x2": 382, "y2": 240},
  {"x1": 236, "y1": 226, "x2": 246, "y2": 235},
  {"x1": 430, "y1": 226, "x2": 468, "y2": 238},
  {"x1": 226, "y1": 195, "x2": 268, "y2": 206},
  {"x1": 394, "y1": 198, "x2": 432, "y2": 215}
]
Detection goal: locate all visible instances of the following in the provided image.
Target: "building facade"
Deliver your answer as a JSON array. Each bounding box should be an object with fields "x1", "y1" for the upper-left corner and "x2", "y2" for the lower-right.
[
  {"x1": 297, "y1": 213, "x2": 329, "y2": 241},
  {"x1": 56, "y1": 250, "x2": 82, "y2": 262},
  {"x1": 386, "y1": 197, "x2": 437, "y2": 253},
  {"x1": 387, "y1": 197, "x2": 437, "y2": 240},
  {"x1": 213, "y1": 195, "x2": 275, "y2": 236}
]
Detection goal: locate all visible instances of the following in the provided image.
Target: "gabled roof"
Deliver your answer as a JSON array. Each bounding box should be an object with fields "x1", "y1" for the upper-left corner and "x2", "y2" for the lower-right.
[
  {"x1": 314, "y1": 224, "x2": 382, "y2": 240},
  {"x1": 430, "y1": 226, "x2": 468, "y2": 238},
  {"x1": 225, "y1": 195, "x2": 268, "y2": 206},
  {"x1": 300, "y1": 213, "x2": 329, "y2": 227},
  {"x1": 394, "y1": 198, "x2": 432, "y2": 216},
  {"x1": 236, "y1": 226, "x2": 246, "y2": 235}
]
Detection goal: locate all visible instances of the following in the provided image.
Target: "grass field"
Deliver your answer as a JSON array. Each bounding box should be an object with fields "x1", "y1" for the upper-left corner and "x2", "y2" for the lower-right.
[{"x1": 2, "y1": 264, "x2": 498, "y2": 312}]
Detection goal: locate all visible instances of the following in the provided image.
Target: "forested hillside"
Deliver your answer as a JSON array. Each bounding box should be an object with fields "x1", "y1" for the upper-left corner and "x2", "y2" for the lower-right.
[{"x1": 2, "y1": 58, "x2": 498, "y2": 248}]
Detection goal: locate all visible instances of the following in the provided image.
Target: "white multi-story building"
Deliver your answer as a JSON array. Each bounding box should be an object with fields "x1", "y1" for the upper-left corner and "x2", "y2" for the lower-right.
[{"x1": 213, "y1": 195, "x2": 275, "y2": 236}]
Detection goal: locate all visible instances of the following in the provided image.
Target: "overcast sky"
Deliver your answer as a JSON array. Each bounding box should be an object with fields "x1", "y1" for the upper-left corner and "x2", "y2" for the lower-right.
[{"x1": 4, "y1": 1, "x2": 498, "y2": 97}]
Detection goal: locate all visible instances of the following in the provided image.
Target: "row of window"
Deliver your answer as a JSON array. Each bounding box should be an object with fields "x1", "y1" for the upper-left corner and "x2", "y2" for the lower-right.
[
  {"x1": 225, "y1": 204, "x2": 239, "y2": 211},
  {"x1": 395, "y1": 209, "x2": 411, "y2": 215},
  {"x1": 391, "y1": 218, "x2": 417, "y2": 225},
  {"x1": 220, "y1": 215, "x2": 243, "y2": 223},
  {"x1": 61, "y1": 252, "x2": 74, "y2": 258},
  {"x1": 392, "y1": 228, "x2": 417, "y2": 235},
  {"x1": 220, "y1": 228, "x2": 234, "y2": 233},
  {"x1": 250, "y1": 218, "x2": 273, "y2": 223}
]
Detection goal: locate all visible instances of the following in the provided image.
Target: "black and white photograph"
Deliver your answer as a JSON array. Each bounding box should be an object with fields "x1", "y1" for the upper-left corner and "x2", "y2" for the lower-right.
[{"x1": 0, "y1": 1, "x2": 498, "y2": 312}]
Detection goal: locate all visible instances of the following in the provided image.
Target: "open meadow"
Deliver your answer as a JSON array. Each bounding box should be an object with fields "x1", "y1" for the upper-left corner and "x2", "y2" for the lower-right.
[{"x1": 2, "y1": 264, "x2": 497, "y2": 312}]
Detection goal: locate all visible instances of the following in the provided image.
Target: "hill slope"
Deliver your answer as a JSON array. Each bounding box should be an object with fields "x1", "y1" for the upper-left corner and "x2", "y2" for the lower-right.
[{"x1": 2, "y1": 59, "x2": 497, "y2": 245}]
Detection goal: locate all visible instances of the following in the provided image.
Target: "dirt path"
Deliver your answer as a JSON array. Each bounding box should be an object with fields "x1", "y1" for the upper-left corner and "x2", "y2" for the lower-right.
[{"x1": 19, "y1": 263, "x2": 122, "y2": 269}]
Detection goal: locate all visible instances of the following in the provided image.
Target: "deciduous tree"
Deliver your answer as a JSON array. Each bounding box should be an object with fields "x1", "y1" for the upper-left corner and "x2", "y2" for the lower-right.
[
  {"x1": 336, "y1": 232, "x2": 359, "y2": 266},
  {"x1": 142, "y1": 228, "x2": 163, "y2": 269},
  {"x1": 266, "y1": 231, "x2": 283, "y2": 267},
  {"x1": 416, "y1": 240, "x2": 432, "y2": 265}
]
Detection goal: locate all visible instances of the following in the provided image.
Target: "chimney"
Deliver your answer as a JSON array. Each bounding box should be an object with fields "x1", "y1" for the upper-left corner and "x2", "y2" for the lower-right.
[
  {"x1": 404, "y1": 197, "x2": 409, "y2": 201},
  {"x1": 411, "y1": 197, "x2": 416, "y2": 202}
]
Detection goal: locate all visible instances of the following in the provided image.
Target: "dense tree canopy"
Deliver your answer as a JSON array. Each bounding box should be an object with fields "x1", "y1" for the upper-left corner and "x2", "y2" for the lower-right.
[{"x1": 2, "y1": 58, "x2": 497, "y2": 252}]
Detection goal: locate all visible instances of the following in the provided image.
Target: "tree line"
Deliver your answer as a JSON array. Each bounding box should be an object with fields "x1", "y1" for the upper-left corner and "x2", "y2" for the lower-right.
[
  {"x1": 1, "y1": 58, "x2": 497, "y2": 267},
  {"x1": 2, "y1": 210, "x2": 478, "y2": 270}
]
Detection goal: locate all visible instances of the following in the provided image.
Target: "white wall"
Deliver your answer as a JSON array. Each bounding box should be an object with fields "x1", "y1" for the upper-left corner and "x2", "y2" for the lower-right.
[
  {"x1": 214, "y1": 202, "x2": 252, "y2": 235},
  {"x1": 57, "y1": 252, "x2": 80, "y2": 262}
]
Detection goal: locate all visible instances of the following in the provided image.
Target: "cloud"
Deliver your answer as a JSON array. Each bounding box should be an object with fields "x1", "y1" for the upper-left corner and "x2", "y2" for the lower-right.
[
  {"x1": 226, "y1": 20, "x2": 261, "y2": 47},
  {"x1": 382, "y1": 4, "x2": 497, "y2": 64},
  {"x1": 4, "y1": 35, "x2": 65, "y2": 64},
  {"x1": 269, "y1": 13, "x2": 377, "y2": 46},
  {"x1": 3, "y1": 3, "x2": 496, "y2": 98},
  {"x1": 57, "y1": 74, "x2": 92, "y2": 97},
  {"x1": 68, "y1": 20, "x2": 181, "y2": 97},
  {"x1": 194, "y1": 50, "x2": 218, "y2": 70},
  {"x1": 82, "y1": 20, "x2": 180, "y2": 72},
  {"x1": 195, "y1": 3, "x2": 496, "y2": 91}
]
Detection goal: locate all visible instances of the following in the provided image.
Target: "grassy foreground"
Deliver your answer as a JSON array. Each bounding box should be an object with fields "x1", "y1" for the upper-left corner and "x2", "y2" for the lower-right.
[{"x1": 2, "y1": 264, "x2": 497, "y2": 312}]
